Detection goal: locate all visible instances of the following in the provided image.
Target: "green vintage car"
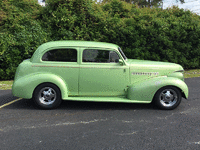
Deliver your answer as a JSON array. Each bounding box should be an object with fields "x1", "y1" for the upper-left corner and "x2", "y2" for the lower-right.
[{"x1": 12, "y1": 41, "x2": 188, "y2": 110}]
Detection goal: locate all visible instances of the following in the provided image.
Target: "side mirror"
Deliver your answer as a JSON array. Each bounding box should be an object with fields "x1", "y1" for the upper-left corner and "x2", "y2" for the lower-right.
[{"x1": 119, "y1": 59, "x2": 124, "y2": 66}]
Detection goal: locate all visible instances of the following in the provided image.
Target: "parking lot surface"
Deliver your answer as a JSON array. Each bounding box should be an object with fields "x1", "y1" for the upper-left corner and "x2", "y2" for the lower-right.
[{"x1": 0, "y1": 78, "x2": 200, "y2": 150}]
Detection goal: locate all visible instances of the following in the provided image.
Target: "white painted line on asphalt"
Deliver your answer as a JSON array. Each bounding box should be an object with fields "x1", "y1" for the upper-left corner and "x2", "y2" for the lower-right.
[
  {"x1": 0, "y1": 98, "x2": 22, "y2": 109},
  {"x1": 0, "y1": 118, "x2": 108, "y2": 132}
]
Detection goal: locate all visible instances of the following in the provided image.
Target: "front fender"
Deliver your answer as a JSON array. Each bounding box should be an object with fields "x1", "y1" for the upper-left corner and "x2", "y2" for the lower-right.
[
  {"x1": 127, "y1": 76, "x2": 189, "y2": 102},
  {"x1": 12, "y1": 73, "x2": 68, "y2": 99}
]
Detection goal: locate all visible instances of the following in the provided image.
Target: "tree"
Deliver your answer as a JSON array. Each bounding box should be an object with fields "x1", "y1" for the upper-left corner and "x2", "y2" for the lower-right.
[
  {"x1": 0, "y1": 0, "x2": 48, "y2": 79},
  {"x1": 132, "y1": 0, "x2": 162, "y2": 7},
  {"x1": 99, "y1": 0, "x2": 184, "y2": 7}
]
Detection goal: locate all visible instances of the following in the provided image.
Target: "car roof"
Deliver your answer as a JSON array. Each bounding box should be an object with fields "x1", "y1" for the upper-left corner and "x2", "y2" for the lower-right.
[
  {"x1": 31, "y1": 41, "x2": 119, "y2": 62},
  {"x1": 38, "y1": 41, "x2": 119, "y2": 51}
]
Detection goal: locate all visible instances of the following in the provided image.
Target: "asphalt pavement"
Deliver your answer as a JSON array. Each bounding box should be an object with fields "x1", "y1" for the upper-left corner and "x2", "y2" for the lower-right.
[{"x1": 0, "y1": 78, "x2": 200, "y2": 150}]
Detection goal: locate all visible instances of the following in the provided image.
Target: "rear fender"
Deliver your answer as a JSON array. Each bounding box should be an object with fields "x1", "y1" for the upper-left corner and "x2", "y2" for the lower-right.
[
  {"x1": 127, "y1": 76, "x2": 188, "y2": 102},
  {"x1": 12, "y1": 73, "x2": 68, "y2": 99}
]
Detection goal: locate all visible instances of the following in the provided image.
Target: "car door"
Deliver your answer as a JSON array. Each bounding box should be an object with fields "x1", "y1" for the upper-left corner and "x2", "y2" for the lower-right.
[
  {"x1": 41, "y1": 47, "x2": 79, "y2": 96},
  {"x1": 79, "y1": 48, "x2": 129, "y2": 96}
]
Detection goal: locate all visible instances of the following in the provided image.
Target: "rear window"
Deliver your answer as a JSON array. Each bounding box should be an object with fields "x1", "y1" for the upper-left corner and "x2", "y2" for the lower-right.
[{"x1": 42, "y1": 49, "x2": 77, "y2": 62}]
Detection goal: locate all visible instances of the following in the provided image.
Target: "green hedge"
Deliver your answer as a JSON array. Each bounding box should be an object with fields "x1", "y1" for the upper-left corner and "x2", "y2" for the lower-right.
[
  {"x1": 39, "y1": 0, "x2": 200, "y2": 69},
  {"x1": 1, "y1": 0, "x2": 200, "y2": 80},
  {"x1": 0, "y1": 0, "x2": 48, "y2": 79}
]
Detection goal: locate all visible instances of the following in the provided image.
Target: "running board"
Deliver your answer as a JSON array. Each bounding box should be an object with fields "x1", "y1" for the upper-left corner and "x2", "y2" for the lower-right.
[{"x1": 64, "y1": 96, "x2": 151, "y2": 103}]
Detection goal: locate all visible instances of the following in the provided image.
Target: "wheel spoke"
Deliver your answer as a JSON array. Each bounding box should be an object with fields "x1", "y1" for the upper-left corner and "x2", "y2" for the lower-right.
[
  {"x1": 39, "y1": 97, "x2": 45, "y2": 101},
  {"x1": 38, "y1": 87, "x2": 56, "y2": 105},
  {"x1": 161, "y1": 93, "x2": 165, "y2": 99},
  {"x1": 48, "y1": 88, "x2": 52, "y2": 94},
  {"x1": 159, "y1": 88, "x2": 179, "y2": 107},
  {"x1": 43, "y1": 91, "x2": 46, "y2": 95}
]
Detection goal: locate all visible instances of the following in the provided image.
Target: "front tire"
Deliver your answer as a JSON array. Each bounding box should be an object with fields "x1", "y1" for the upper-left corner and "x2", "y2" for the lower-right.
[
  {"x1": 33, "y1": 83, "x2": 62, "y2": 109},
  {"x1": 154, "y1": 86, "x2": 182, "y2": 110}
]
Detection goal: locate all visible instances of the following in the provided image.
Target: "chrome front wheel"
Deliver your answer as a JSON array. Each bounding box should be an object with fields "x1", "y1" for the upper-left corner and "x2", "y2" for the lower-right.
[
  {"x1": 159, "y1": 89, "x2": 178, "y2": 107},
  {"x1": 154, "y1": 86, "x2": 182, "y2": 110}
]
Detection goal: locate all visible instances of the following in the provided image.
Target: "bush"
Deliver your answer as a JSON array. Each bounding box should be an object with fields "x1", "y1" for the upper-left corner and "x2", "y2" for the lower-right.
[
  {"x1": 0, "y1": 0, "x2": 48, "y2": 79},
  {"x1": 1, "y1": 0, "x2": 200, "y2": 80},
  {"x1": 99, "y1": 2, "x2": 200, "y2": 69}
]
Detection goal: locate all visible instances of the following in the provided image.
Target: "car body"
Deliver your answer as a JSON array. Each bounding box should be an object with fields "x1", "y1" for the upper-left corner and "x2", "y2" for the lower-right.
[{"x1": 12, "y1": 41, "x2": 189, "y2": 109}]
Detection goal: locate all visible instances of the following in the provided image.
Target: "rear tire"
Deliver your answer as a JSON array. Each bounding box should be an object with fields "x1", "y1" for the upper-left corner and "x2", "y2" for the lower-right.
[
  {"x1": 33, "y1": 83, "x2": 62, "y2": 109},
  {"x1": 154, "y1": 86, "x2": 182, "y2": 110}
]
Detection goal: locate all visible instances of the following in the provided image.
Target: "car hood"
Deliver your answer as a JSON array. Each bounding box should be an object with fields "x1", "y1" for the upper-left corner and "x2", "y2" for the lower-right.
[
  {"x1": 126, "y1": 59, "x2": 184, "y2": 84},
  {"x1": 126, "y1": 59, "x2": 183, "y2": 71}
]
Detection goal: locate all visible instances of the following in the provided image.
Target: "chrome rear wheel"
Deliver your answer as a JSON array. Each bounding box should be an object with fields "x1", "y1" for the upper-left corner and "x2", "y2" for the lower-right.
[
  {"x1": 33, "y1": 83, "x2": 61, "y2": 109},
  {"x1": 38, "y1": 87, "x2": 57, "y2": 105}
]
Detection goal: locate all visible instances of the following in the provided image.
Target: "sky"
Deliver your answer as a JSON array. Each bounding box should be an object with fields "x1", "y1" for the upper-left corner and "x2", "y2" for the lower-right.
[
  {"x1": 38, "y1": 0, "x2": 45, "y2": 6},
  {"x1": 163, "y1": 0, "x2": 200, "y2": 15},
  {"x1": 38, "y1": 0, "x2": 200, "y2": 15}
]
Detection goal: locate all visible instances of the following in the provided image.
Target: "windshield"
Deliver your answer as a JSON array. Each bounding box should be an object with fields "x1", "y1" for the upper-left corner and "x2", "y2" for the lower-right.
[{"x1": 118, "y1": 47, "x2": 127, "y2": 60}]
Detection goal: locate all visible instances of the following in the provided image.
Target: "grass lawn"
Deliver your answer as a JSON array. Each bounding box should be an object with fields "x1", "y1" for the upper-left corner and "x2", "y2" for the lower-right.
[
  {"x1": 0, "y1": 69, "x2": 200, "y2": 90},
  {"x1": 0, "y1": 80, "x2": 13, "y2": 90},
  {"x1": 184, "y1": 69, "x2": 200, "y2": 78}
]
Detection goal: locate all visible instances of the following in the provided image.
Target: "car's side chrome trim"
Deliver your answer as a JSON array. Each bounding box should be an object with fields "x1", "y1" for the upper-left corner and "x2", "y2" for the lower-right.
[
  {"x1": 32, "y1": 65, "x2": 124, "y2": 69},
  {"x1": 132, "y1": 72, "x2": 159, "y2": 76},
  {"x1": 80, "y1": 67, "x2": 125, "y2": 69},
  {"x1": 32, "y1": 65, "x2": 80, "y2": 68}
]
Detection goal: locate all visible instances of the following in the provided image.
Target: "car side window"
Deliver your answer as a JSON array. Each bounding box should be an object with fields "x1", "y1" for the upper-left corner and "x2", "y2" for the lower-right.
[
  {"x1": 109, "y1": 51, "x2": 120, "y2": 63},
  {"x1": 42, "y1": 49, "x2": 77, "y2": 62},
  {"x1": 83, "y1": 49, "x2": 120, "y2": 63}
]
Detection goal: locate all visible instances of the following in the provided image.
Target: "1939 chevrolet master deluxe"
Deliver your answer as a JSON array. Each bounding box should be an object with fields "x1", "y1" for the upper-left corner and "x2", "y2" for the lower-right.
[{"x1": 12, "y1": 41, "x2": 188, "y2": 110}]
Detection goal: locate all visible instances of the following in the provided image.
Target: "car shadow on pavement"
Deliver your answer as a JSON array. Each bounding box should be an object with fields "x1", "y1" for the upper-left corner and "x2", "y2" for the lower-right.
[
  {"x1": 60, "y1": 100, "x2": 158, "y2": 110},
  {"x1": 2, "y1": 98, "x2": 159, "y2": 110}
]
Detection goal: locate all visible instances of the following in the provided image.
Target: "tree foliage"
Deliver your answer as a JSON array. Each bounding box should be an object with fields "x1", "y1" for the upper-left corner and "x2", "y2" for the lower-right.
[
  {"x1": 0, "y1": 0, "x2": 200, "y2": 80},
  {"x1": 0, "y1": 0, "x2": 48, "y2": 79},
  {"x1": 98, "y1": 0, "x2": 184, "y2": 7}
]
